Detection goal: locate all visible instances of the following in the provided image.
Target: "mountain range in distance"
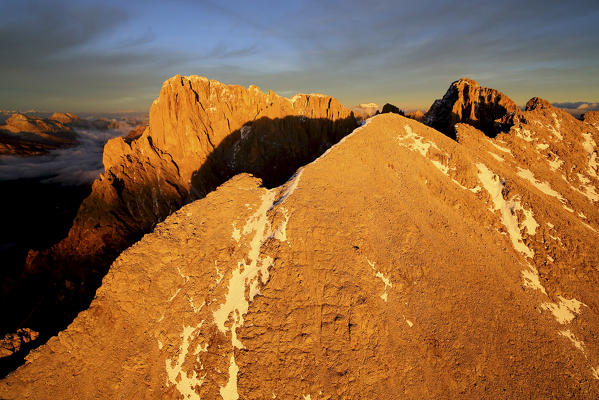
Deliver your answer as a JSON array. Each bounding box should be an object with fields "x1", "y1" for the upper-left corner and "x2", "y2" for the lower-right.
[{"x1": 0, "y1": 75, "x2": 597, "y2": 398}]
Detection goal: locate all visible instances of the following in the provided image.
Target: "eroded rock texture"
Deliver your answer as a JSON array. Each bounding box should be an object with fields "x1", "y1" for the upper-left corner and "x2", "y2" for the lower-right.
[
  {"x1": 424, "y1": 77, "x2": 520, "y2": 138},
  {"x1": 1, "y1": 76, "x2": 357, "y2": 367},
  {"x1": 584, "y1": 110, "x2": 599, "y2": 127},
  {"x1": 0, "y1": 113, "x2": 78, "y2": 155},
  {"x1": 2, "y1": 98, "x2": 598, "y2": 398}
]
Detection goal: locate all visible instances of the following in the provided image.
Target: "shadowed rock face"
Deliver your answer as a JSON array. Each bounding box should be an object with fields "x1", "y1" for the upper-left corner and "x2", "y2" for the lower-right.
[
  {"x1": 2, "y1": 105, "x2": 598, "y2": 398},
  {"x1": 0, "y1": 75, "x2": 357, "y2": 372},
  {"x1": 380, "y1": 103, "x2": 404, "y2": 115},
  {"x1": 424, "y1": 77, "x2": 520, "y2": 139}
]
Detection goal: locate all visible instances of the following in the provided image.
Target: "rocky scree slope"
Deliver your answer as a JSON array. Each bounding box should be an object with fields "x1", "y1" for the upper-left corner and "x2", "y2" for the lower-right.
[
  {"x1": 1, "y1": 76, "x2": 357, "y2": 368},
  {"x1": 2, "y1": 89, "x2": 599, "y2": 398}
]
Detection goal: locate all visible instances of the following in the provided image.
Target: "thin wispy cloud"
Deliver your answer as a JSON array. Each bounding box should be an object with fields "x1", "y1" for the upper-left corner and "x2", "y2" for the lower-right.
[
  {"x1": 0, "y1": 124, "x2": 133, "y2": 184},
  {"x1": 0, "y1": 0, "x2": 597, "y2": 112}
]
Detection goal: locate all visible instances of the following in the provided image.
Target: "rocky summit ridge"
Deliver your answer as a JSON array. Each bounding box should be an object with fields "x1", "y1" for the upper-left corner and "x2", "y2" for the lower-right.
[
  {"x1": 424, "y1": 77, "x2": 520, "y2": 139},
  {"x1": 1, "y1": 77, "x2": 599, "y2": 398},
  {"x1": 1, "y1": 75, "x2": 357, "y2": 364}
]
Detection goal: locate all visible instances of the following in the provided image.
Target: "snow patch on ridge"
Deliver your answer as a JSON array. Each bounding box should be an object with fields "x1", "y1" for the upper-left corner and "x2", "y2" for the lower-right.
[
  {"x1": 536, "y1": 143, "x2": 549, "y2": 151},
  {"x1": 541, "y1": 296, "x2": 586, "y2": 324},
  {"x1": 165, "y1": 321, "x2": 208, "y2": 400},
  {"x1": 273, "y1": 208, "x2": 290, "y2": 242},
  {"x1": 367, "y1": 259, "x2": 393, "y2": 302},
  {"x1": 231, "y1": 223, "x2": 241, "y2": 242},
  {"x1": 213, "y1": 190, "x2": 277, "y2": 348},
  {"x1": 488, "y1": 139, "x2": 512, "y2": 154},
  {"x1": 550, "y1": 113, "x2": 564, "y2": 140},
  {"x1": 398, "y1": 124, "x2": 439, "y2": 156},
  {"x1": 488, "y1": 152, "x2": 504, "y2": 162},
  {"x1": 515, "y1": 126, "x2": 534, "y2": 142},
  {"x1": 547, "y1": 155, "x2": 564, "y2": 172},
  {"x1": 220, "y1": 355, "x2": 239, "y2": 400},
  {"x1": 475, "y1": 163, "x2": 550, "y2": 295},
  {"x1": 398, "y1": 124, "x2": 480, "y2": 192},
  {"x1": 476, "y1": 163, "x2": 537, "y2": 258},
  {"x1": 521, "y1": 267, "x2": 547, "y2": 294},
  {"x1": 516, "y1": 168, "x2": 566, "y2": 202},
  {"x1": 559, "y1": 329, "x2": 585, "y2": 353},
  {"x1": 213, "y1": 178, "x2": 299, "y2": 399},
  {"x1": 582, "y1": 132, "x2": 598, "y2": 177}
]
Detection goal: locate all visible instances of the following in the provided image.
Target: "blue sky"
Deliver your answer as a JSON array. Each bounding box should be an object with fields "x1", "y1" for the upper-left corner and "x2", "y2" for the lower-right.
[{"x1": 0, "y1": 0, "x2": 598, "y2": 112}]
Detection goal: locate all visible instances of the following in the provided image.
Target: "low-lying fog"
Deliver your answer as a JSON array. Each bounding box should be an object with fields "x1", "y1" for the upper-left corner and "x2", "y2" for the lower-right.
[{"x1": 0, "y1": 123, "x2": 136, "y2": 185}]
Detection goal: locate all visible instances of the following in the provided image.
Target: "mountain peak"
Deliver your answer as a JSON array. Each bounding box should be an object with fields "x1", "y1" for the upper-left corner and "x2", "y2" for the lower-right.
[
  {"x1": 453, "y1": 77, "x2": 481, "y2": 86},
  {"x1": 525, "y1": 97, "x2": 554, "y2": 111},
  {"x1": 424, "y1": 78, "x2": 519, "y2": 138}
]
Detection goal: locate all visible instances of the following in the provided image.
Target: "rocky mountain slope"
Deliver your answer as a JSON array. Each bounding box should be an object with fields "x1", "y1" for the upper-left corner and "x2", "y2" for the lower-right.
[
  {"x1": 424, "y1": 77, "x2": 520, "y2": 139},
  {"x1": 554, "y1": 102, "x2": 599, "y2": 119},
  {"x1": 0, "y1": 113, "x2": 78, "y2": 155},
  {"x1": 1, "y1": 76, "x2": 357, "y2": 370},
  {"x1": 406, "y1": 109, "x2": 425, "y2": 122},
  {"x1": 0, "y1": 112, "x2": 126, "y2": 156},
  {"x1": 2, "y1": 78, "x2": 598, "y2": 398}
]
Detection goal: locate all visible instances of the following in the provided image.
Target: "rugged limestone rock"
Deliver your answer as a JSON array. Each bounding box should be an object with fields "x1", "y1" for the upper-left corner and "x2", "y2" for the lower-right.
[
  {"x1": 0, "y1": 329, "x2": 38, "y2": 358},
  {"x1": 406, "y1": 109, "x2": 425, "y2": 122},
  {"x1": 380, "y1": 103, "x2": 404, "y2": 115},
  {"x1": 0, "y1": 113, "x2": 74, "y2": 139},
  {"x1": 123, "y1": 124, "x2": 146, "y2": 143},
  {"x1": 50, "y1": 112, "x2": 120, "y2": 131},
  {"x1": 2, "y1": 105, "x2": 598, "y2": 398},
  {"x1": 424, "y1": 77, "x2": 520, "y2": 138},
  {"x1": 584, "y1": 111, "x2": 599, "y2": 127},
  {"x1": 2, "y1": 76, "x2": 357, "y2": 365},
  {"x1": 0, "y1": 113, "x2": 77, "y2": 155},
  {"x1": 49, "y1": 112, "x2": 79, "y2": 124}
]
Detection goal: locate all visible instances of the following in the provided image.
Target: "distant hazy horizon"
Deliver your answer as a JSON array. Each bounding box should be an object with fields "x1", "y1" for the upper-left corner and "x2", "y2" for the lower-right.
[{"x1": 1, "y1": 0, "x2": 598, "y2": 112}]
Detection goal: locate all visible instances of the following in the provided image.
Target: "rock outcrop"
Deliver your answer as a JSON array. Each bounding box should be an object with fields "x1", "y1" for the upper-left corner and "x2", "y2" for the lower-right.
[
  {"x1": 0, "y1": 111, "x2": 122, "y2": 156},
  {"x1": 1, "y1": 76, "x2": 357, "y2": 367},
  {"x1": 123, "y1": 124, "x2": 146, "y2": 143},
  {"x1": 406, "y1": 109, "x2": 425, "y2": 122},
  {"x1": 49, "y1": 112, "x2": 79, "y2": 124},
  {"x1": 424, "y1": 77, "x2": 520, "y2": 138},
  {"x1": 2, "y1": 100, "x2": 598, "y2": 397},
  {"x1": 380, "y1": 102, "x2": 404, "y2": 115},
  {"x1": 584, "y1": 110, "x2": 599, "y2": 128},
  {"x1": 50, "y1": 112, "x2": 120, "y2": 131},
  {"x1": 0, "y1": 329, "x2": 38, "y2": 359},
  {"x1": 0, "y1": 114, "x2": 78, "y2": 155}
]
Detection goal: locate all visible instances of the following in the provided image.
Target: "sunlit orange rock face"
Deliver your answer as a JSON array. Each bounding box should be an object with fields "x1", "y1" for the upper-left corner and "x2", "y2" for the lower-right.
[
  {"x1": 2, "y1": 79, "x2": 598, "y2": 398},
  {"x1": 5, "y1": 75, "x2": 356, "y2": 349},
  {"x1": 0, "y1": 113, "x2": 78, "y2": 155},
  {"x1": 424, "y1": 77, "x2": 520, "y2": 138},
  {"x1": 406, "y1": 109, "x2": 424, "y2": 122},
  {"x1": 584, "y1": 110, "x2": 599, "y2": 127}
]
